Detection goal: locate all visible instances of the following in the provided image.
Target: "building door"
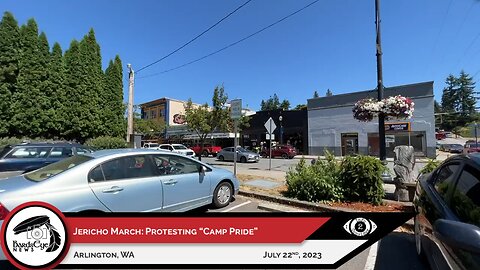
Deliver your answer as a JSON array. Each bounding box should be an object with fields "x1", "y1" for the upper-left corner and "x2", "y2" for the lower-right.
[{"x1": 341, "y1": 133, "x2": 359, "y2": 156}]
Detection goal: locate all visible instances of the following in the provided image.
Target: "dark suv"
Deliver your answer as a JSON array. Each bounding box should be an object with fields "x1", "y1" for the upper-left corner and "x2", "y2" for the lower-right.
[{"x1": 0, "y1": 142, "x2": 93, "y2": 177}]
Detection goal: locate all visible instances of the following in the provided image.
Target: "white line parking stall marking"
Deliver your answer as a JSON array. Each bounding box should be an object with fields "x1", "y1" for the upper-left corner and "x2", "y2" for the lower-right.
[
  {"x1": 221, "y1": 201, "x2": 252, "y2": 212},
  {"x1": 364, "y1": 241, "x2": 378, "y2": 270}
]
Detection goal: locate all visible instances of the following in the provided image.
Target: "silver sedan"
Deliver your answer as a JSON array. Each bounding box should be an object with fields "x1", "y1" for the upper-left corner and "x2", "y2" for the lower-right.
[
  {"x1": 217, "y1": 147, "x2": 260, "y2": 163},
  {"x1": 0, "y1": 149, "x2": 239, "y2": 214}
]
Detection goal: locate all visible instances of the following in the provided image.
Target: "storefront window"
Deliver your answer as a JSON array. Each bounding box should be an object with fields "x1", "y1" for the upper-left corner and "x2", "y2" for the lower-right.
[{"x1": 368, "y1": 131, "x2": 426, "y2": 158}]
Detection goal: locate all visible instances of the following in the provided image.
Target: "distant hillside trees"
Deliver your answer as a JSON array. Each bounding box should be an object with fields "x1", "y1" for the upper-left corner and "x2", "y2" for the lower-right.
[
  {"x1": 439, "y1": 71, "x2": 478, "y2": 130},
  {"x1": 0, "y1": 12, "x2": 125, "y2": 142},
  {"x1": 260, "y1": 93, "x2": 290, "y2": 111}
]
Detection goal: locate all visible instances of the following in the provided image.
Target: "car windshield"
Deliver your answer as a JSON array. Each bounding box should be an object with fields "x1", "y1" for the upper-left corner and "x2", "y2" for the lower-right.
[
  {"x1": 25, "y1": 155, "x2": 93, "y2": 182},
  {"x1": 173, "y1": 145, "x2": 187, "y2": 150}
]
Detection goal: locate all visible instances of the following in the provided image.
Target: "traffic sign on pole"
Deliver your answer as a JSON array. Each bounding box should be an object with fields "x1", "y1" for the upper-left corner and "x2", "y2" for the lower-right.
[
  {"x1": 231, "y1": 99, "x2": 242, "y2": 119},
  {"x1": 264, "y1": 117, "x2": 277, "y2": 171},
  {"x1": 264, "y1": 117, "x2": 277, "y2": 134}
]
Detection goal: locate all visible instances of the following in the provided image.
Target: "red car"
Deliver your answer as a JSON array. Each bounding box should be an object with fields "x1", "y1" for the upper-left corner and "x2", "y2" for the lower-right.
[
  {"x1": 190, "y1": 144, "x2": 222, "y2": 157},
  {"x1": 260, "y1": 145, "x2": 297, "y2": 159},
  {"x1": 464, "y1": 142, "x2": 480, "y2": 154}
]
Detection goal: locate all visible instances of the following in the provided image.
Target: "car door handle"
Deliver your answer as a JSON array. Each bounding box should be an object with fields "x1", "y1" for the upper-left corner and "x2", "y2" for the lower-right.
[
  {"x1": 102, "y1": 186, "x2": 124, "y2": 193},
  {"x1": 163, "y1": 179, "x2": 178, "y2": 185}
]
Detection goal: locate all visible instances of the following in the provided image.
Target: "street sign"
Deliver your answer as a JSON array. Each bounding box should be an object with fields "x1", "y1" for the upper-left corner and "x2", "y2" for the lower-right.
[
  {"x1": 266, "y1": 134, "x2": 275, "y2": 140},
  {"x1": 264, "y1": 117, "x2": 277, "y2": 134},
  {"x1": 230, "y1": 99, "x2": 242, "y2": 119}
]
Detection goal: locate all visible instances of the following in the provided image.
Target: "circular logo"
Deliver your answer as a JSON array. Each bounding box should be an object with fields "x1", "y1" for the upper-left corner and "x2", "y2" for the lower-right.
[
  {"x1": 1, "y1": 202, "x2": 69, "y2": 269},
  {"x1": 350, "y1": 217, "x2": 371, "y2": 237}
]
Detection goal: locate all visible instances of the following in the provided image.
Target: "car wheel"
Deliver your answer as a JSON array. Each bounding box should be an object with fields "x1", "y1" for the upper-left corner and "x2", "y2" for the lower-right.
[
  {"x1": 240, "y1": 156, "x2": 247, "y2": 163},
  {"x1": 213, "y1": 182, "x2": 233, "y2": 208},
  {"x1": 218, "y1": 155, "x2": 224, "y2": 161},
  {"x1": 281, "y1": 153, "x2": 288, "y2": 159},
  {"x1": 414, "y1": 215, "x2": 424, "y2": 257},
  {"x1": 202, "y1": 150, "x2": 209, "y2": 157}
]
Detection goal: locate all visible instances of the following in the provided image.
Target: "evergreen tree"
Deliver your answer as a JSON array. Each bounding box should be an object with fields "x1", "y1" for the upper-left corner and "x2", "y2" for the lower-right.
[
  {"x1": 441, "y1": 74, "x2": 457, "y2": 113},
  {"x1": 62, "y1": 40, "x2": 82, "y2": 140},
  {"x1": 0, "y1": 12, "x2": 21, "y2": 136},
  {"x1": 11, "y1": 19, "x2": 49, "y2": 137},
  {"x1": 78, "y1": 29, "x2": 103, "y2": 139},
  {"x1": 104, "y1": 55, "x2": 125, "y2": 137},
  {"x1": 434, "y1": 100, "x2": 442, "y2": 113},
  {"x1": 313, "y1": 90, "x2": 319, "y2": 98},
  {"x1": 280, "y1": 99, "x2": 290, "y2": 110},
  {"x1": 260, "y1": 100, "x2": 266, "y2": 111},
  {"x1": 47, "y1": 42, "x2": 66, "y2": 138},
  {"x1": 38, "y1": 32, "x2": 54, "y2": 137},
  {"x1": 456, "y1": 70, "x2": 476, "y2": 116},
  {"x1": 326, "y1": 89, "x2": 333, "y2": 97}
]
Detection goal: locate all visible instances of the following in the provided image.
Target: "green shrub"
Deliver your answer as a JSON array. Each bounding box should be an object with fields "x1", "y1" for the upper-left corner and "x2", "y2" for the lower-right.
[
  {"x1": 339, "y1": 155, "x2": 385, "y2": 205},
  {"x1": 85, "y1": 136, "x2": 127, "y2": 150},
  {"x1": 419, "y1": 158, "x2": 440, "y2": 175},
  {"x1": 285, "y1": 151, "x2": 343, "y2": 202}
]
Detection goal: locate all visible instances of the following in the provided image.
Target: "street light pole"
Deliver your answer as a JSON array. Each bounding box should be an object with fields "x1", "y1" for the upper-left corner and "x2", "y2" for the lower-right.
[
  {"x1": 375, "y1": 0, "x2": 386, "y2": 161},
  {"x1": 127, "y1": 64, "x2": 135, "y2": 144},
  {"x1": 279, "y1": 115, "x2": 283, "y2": 145}
]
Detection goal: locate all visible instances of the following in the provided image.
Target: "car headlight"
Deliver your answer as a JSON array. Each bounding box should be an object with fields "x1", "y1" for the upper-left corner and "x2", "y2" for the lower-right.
[{"x1": 248, "y1": 155, "x2": 254, "y2": 158}]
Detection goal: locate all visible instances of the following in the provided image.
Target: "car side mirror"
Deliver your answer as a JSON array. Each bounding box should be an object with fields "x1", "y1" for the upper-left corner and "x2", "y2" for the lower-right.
[
  {"x1": 433, "y1": 219, "x2": 480, "y2": 253},
  {"x1": 199, "y1": 166, "x2": 206, "y2": 174}
]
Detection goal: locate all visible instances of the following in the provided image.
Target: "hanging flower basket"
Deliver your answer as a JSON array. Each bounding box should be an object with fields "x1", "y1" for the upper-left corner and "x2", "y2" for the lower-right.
[{"x1": 352, "y1": 95, "x2": 414, "y2": 122}]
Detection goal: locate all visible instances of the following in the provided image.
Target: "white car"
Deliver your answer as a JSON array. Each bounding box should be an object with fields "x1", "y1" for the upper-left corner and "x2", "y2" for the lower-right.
[
  {"x1": 159, "y1": 144, "x2": 195, "y2": 157},
  {"x1": 143, "y1": 142, "x2": 160, "y2": 149}
]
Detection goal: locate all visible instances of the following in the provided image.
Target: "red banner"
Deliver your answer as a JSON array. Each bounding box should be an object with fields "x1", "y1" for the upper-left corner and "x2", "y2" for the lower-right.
[{"x1": 65, "y1": 217, "x2": 329, "y2": 243}]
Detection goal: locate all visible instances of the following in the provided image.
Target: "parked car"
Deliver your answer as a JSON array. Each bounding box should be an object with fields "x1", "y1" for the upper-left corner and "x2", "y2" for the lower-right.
[
  {"x1": 0, "y1": 142, "x2": 93, "y2": 177},
  {"x1": 413, "y1": 154, "x2": 480, "y2": 270},
  {"x1": 436, "y1": 141, "x2": 441, "y2": 149},
  {"x1": 159, "y1": 144, "x2": 195, "y2": 157},
  {"x1": 217, "y1": 147, "x2": 260, "y2": 163},
  {"x1": 142, "y1": 142, "x2": 160, "y2": 149},
  {"x1": 448, "y1": 144, "x2": 464, "y2": 153},
  {"x1": 260, "y1": 145, "x2": 297, "y2": 159},
  {"x1": 464, "y1": 142, "x2": 480, "y2": 154},
  {"x1": 439, "y1": 144, "x2": 452, "y2": 152},
  {"x1": 190, "y1": 144, "x2": 222, "y2": 157},
  {"x1": 0, "y1": 149, "x2": 239, "y2": 260}
]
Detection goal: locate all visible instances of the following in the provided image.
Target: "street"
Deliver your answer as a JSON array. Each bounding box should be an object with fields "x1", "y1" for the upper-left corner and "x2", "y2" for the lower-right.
[{"x1": 200, "y1": 196, "x2": 428, "y2": 270}]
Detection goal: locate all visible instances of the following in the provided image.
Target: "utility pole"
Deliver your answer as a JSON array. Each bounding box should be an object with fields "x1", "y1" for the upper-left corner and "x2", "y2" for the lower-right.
[
  {"x1": 375, "y1": 0, "x2": 386, "y2": 161},
  {"x1": 127, "y1": 64, "x2": 135, "y2": 144}
]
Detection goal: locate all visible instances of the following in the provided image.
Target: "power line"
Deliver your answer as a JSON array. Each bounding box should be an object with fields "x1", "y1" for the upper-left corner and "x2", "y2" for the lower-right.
[
  {"x1": 425, "y1": 0, "x2": 453, "y2": 77},
  {"x1": 136, "y1": 0, "x2": 253, "y2": 73},
  {"x1": 138, "y1": 0, "x2": 320, "y2": 79}
]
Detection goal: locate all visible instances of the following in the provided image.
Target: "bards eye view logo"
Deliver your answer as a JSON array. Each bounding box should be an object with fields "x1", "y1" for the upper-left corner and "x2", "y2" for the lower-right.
[
  {"x1": 1, "y1": 202, "x2": 69, "y2": 269},
  {"x1": 343, "y1": 217, "x2": 377, "y2": 237}
]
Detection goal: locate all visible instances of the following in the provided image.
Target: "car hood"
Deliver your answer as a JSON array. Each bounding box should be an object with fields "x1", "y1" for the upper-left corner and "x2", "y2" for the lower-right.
[
  {"x1": 210, "y1": 167, "x2": 234, "y2": 176},
  {"x1": 0, "y1": 175, "x2": 35, "y2": 194}
]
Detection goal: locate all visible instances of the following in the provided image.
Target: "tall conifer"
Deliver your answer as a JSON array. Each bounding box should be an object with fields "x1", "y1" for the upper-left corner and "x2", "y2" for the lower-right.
[{"x1": 0, "y1": 12, "x2": 21, "y2": 136}]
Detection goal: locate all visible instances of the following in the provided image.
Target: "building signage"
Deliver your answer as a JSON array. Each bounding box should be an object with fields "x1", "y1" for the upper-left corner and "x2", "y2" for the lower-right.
[{"x1": 385, "y1": 122, "x2": 410, "y2": 132}]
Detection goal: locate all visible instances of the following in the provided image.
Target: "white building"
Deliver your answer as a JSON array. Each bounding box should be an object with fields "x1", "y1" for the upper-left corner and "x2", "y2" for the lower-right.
[{"x1": 307, "y1": 81, "x2": 436, "y2": 158}]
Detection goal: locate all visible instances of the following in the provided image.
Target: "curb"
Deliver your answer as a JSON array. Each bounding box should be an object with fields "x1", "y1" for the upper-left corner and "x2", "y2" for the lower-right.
[
  {"x1": 239, "y1": 190, "x2": 360, "y2": 212},
  {"x1": 238, "y1": 190, "x2": 415, "y2": 213}
]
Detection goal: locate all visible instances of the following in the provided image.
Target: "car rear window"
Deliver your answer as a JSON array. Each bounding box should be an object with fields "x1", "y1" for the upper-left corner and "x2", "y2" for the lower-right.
[{"x1": 25, "y1": 155, "x2": 93, "y2": 182}]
